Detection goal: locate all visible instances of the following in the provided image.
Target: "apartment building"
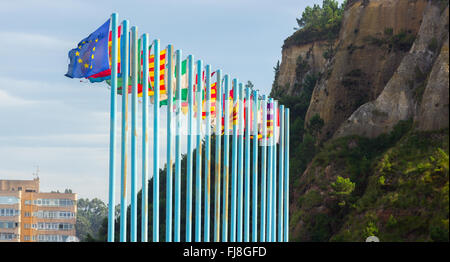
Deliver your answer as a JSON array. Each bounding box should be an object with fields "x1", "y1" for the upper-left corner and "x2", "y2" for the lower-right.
[{"x1": 0, "y1": 178, "x2": 77, "y2": 242}]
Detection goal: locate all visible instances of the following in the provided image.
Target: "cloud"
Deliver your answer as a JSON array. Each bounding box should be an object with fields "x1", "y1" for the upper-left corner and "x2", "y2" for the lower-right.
[
  {"x1": 0, "y1": 31, "x2": 72, "y2": 51},
  {"x1": 0, "y1": 89, "x2": 36, "y2": 107}
]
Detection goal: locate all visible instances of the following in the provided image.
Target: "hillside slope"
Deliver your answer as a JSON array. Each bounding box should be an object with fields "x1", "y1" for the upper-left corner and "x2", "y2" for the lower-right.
[{"x1": 272, "y1": 0, "x2": 449, "y2": 242}]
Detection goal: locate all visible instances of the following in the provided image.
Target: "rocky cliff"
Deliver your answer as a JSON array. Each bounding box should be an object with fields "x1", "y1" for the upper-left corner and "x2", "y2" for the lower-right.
[
  {"x1": 273, "y1": 40, "x2": 328, "y2": 97},
  {"x1": 273, "y1": 0, "x2": 449, "y2": 242},
  {"x1": 335, "y1": 2, "x2": 449, "y2": 138}
]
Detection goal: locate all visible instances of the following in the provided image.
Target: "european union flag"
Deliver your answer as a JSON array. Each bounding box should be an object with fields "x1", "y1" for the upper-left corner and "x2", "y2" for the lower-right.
[{"x1": 65, "y1": 19, "x2": 110, "y2": 78}]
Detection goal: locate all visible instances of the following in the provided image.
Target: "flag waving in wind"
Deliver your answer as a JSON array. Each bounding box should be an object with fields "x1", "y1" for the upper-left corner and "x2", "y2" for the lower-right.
[{"x1": 65, "y1": 19, "x2": 111, "y2": 79}]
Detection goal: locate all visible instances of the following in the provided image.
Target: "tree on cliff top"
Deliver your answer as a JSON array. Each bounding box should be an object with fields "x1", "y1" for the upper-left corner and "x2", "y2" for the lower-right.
[
  {"x1": 296, "y1": 0, "x2": 344, "y2": 31},
  {"x1": 285, "y1": 0, "x2": 346, "y2": 47}
]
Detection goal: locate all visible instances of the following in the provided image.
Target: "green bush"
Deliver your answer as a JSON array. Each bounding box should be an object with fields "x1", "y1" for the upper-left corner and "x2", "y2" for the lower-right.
[
  {"x1": 384, "y1": 27, "x2": 394, "y2": 36},
  {"x1": 331, "y1": 176, "x2": 356, "y2": 196},
  {"x1": 428, "y1": 37, "x2": 439, "y2": 52},
  {"x1": 284, "y1": 0, "x2": 346, "y2": 48}
]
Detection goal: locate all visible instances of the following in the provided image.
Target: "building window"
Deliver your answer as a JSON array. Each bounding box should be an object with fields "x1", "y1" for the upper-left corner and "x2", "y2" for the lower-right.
[
  {"x1": 0, "y1": 233, "x2": 17, "y2": 240},
  {"x1": 0, "y1": 208, "x2": 20, "y2": 217},
  {"x1": 24, "y1": 236, "x2": 30, "y2": 241},
  {"x1": 0, "y1": 221, "x2": 16, "y2": 229},
  {"x1": 34, "y1": 198, "x2": 74, "y2": 207},
  {"x1": 24, "y1": 212, "x2": 31, "y2": 217},
  {"x1": 0, "y1": 196, "x2": 19, "y2": 205},
  {"x1": 37, "y1": 234, "x2": 69, "y2": 242},
  {"x1": 33, "y1": 211, "x2": 74, "y2": 219}
]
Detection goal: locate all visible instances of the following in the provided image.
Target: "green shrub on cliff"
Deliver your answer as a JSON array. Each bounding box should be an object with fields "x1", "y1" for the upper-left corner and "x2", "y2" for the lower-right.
[{"x1": 284, "y1": 0, "x2": 347, "y2": 48}]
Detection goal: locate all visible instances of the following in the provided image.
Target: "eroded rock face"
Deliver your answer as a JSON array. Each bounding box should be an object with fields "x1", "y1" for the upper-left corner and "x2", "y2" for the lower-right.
[
  {"x1": 335, "y1": 4, "x2": 449, "y2": 138},
  {"x1": 275, "y1": 41, "x2": 328, "y2": 96},
  {"x1": 305, "y1": 0, "x2": 428, "y2": 140},
  {"x1": 415, "y1": 36, "x2": 449, "y2": 131}
]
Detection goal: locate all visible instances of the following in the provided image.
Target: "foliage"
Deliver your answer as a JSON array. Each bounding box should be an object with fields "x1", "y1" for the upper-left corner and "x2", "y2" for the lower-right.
[
  {"x1": 245, "y1": 80, "x2": 254, "y2": 90},
  {"x1": 307, "y1": 114, "x2": 325, "y2": 138},
  {"x1": 331, "y1": 176, "x2": 355, "y2": 196},
  {"x1": 76, "y1": 198, "x2": 108, "y2": 241},
  {"x1": 364, "y1": 29, "x2": 416, "y2": 52},
  {"x1": 275, "y1": 72, "x2": 319, "y2": 178},
  {"x1": 428, "y1": 37, "x2": 439, "y2": 53},
  {"x1": 292, "y1": 120, "x2": 417, "y2": 241},
  {"x1": 331, "y1": 128, "x2": 449, "y2": 241},
  {"x1": 284, "y1": 0, "x2": 346, "y2": 48}
]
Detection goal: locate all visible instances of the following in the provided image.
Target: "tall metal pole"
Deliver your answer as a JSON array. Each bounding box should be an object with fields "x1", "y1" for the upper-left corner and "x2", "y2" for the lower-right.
[
  {"x1": 284, "y1": 109, "x2": 290, "y2": 242},
  {"x1": 186, "y1": 55, "x2": 194, "y2": 242},
  {"x1": 230, "y1": 78, "x2": 239, "y2": 242},
  {"x1": 260, "y1": 95, "x2": 267, "y2": 242},
  {"x1": 244, "y1": 87, "x2": 251, "y2": 242},
  {"x1": 141, "y1": 33, "x2": 150, "y2": 242},
  {"x1": 119, "y1": 19, "x2": 129, "y2": 242},
  {"x1": 130, "y1": 25, "x2": 138, "y2": 243},
  {"x1": 213, "y1": 70, "x2": 222, "y2": 242},
  {"x1": 237, "y1": 83, "x2": 244, "y2": 242},
  {"x1": 153, "y1": 39, "x2": 160, "y2": 242},
  {"x1": 174, "y1": 49, "x2": 182, "y2": 242},
  {"x1": 204, "y1": 64, "x2": 212, "y2": 242},
  {"x1": 266, "y1": 98, "x2": 273, "y2": 242},
  {"x1": 166, "y1": 44, "x2": 174, "y2": 242},
  {"x1": 272, "y1": 100, "x2": 278, "y2": 242},
  {"x1": 278, "y1": 105, "x2": 284, "y2": 242},
  {"x1": 195, "y1": 60, "x2": 203, "y2": 242},
  {"x1": 108, "y1": 12, "x2": 118, "y2": 243},
  {"x1": 252, "y1": 90, "x2": 259, "y2": 242},
  {"x1": 222, "y1": 74, "x2": 230, "y2": 242}
]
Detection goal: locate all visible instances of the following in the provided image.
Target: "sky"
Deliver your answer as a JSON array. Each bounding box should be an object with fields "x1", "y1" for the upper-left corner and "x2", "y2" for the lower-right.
[{"x1": 0, "y1": 0, "x2": 329, "y2": 203}]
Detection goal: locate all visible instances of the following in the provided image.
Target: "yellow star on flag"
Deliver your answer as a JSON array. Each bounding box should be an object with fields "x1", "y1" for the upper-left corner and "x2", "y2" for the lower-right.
[
  {"x1": 84, "y1": 63, "x2": 89, "y2": 68},
  {"x1": 78, "y1": 58, "x2": 82, "y2": 63}
]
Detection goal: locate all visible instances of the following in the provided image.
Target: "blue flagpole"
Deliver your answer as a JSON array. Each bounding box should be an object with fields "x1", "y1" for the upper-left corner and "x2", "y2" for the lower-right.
[
  {"x1": 174, "y1": 49, "x2": 182, "y2": 242},
  {"x1": 284, "y1": 109, "x2": 290, "y2": 242},
  {"x1": 186, "y1": 54, "x2": 194, "y2": 242},
  {"x1": 195, "y1": 59, "x2": 203, "y2": 242},
  {"x1": 244, "y1": 86, "x2": 251, "y2": 242},
  {"x1": 222, "y1": 74, "x2": 230, "y2": 242},
  {"x1": 166, "y1": 44, "x2": 174, "y2": 242},
  {"x1": 130, "y1": 25, "x2": 138, "y2": 243},
  {"x1": 266, "y1": 98, "x2": 273, "y2": 242},
  {"x1": 213, "y1": 69, "x2": 222, "y2": 242},
  {"x1": 252, "y1": 90, "x2": 259, "y2": 242},
  {"x1": 141, "y1": 33, "x2": 150, "y2": 242},
  {"x1": 119, "y1": 19, "x2": 129, "y2": 243},
  {"x1": 230, "y1": 78, "x2": 239, "y2": 242},
  {"x1": 272, "y1": 100, "x2": 278, "y2": 242},
  {"x1": 260, "y1": 95, "x2": 267, "y2": 242},
  {"x1": 153, "y1": 39, "x2": 160, "y2": 243},
  {"x1": 204, "y1": 64, "x2": 212, "y2": 242},
  {"x1": 108, "y1": 12, "x2": 118, "y2": 243},
  {"x1": 237, "y1": 83, "x2": 244, "y2": 242},
  {"x1": 278, "y1": 105, "x2": 284, "y2": 242}
]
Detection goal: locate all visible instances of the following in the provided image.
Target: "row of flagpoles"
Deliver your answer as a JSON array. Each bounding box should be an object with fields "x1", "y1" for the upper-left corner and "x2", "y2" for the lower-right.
[{"x1": 103, "y1": 13, "x2": 289, "y2": 242}]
